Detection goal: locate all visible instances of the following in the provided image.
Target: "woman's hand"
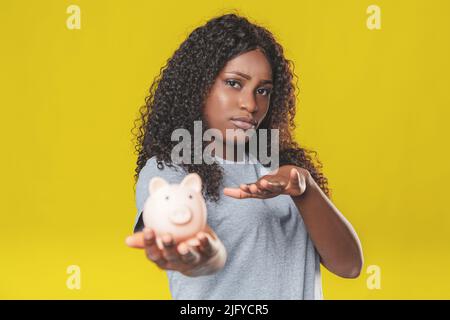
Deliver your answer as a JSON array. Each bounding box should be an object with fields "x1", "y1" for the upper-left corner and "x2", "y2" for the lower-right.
[
  {"x1": 223, "y1": 165, "x2": 311, "y2": 199},
  {"x1": 125, "y1": 225, "x2": 227, "y2": 277}
]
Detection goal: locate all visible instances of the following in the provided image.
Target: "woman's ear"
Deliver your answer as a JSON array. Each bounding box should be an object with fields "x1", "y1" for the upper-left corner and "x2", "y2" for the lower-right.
[
  {"x1": 149, "y1": 177, "x2": 169, "y2": 195},
  {"x1": 180, "y1": 173, "x2": 202, "y2": 193}
]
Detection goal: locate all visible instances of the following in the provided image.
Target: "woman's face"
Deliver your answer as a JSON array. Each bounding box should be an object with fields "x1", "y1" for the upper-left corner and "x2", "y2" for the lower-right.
[{"x1": 203, "y1": 49, "x2": 273, "y2": 148}]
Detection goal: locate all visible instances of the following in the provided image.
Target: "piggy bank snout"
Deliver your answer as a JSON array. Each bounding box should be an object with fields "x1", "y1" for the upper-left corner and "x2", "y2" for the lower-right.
[{"x1": 168, "y1": 207, "x2": 193, "y2": 225}]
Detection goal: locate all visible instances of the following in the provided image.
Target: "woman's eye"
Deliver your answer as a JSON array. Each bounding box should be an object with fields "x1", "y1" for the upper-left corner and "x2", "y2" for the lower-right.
[
  {"x1": 257, "y1": 88, "x2": 271, "y2": 96},
  {"x1": 225, "y1": 79, "x2": 241, "y2": 89},
  {"x1": 226, "y1": 79, "x2": 271, "y2": 96},
  {"x1": 188, "y1": 194, "x2": 193, "y2": 199}
]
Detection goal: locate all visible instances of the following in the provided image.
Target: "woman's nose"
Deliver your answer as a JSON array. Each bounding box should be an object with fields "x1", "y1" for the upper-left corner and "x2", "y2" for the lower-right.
[{"x1": 239, "y1": 93, "x2": 258, "y2": 113}]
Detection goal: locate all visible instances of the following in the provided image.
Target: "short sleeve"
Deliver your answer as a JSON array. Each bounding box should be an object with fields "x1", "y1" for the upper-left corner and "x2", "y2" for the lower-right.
[{"x1": 132, "y1": 157, "x2": 188, "y2": 233}]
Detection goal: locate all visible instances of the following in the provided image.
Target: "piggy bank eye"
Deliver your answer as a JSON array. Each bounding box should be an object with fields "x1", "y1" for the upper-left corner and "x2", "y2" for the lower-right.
[
  {"x1": 165, "y1": 196, "x2": 169, "y2": 200},
  {"x1": 188, "y1": 194, "x2": 193, "y2": 199}
]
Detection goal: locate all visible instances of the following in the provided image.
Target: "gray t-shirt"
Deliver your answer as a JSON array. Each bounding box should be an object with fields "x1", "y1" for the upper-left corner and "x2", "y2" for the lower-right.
[{"x1": 132, "y1": 156, "x2": 323, "y2": 300}]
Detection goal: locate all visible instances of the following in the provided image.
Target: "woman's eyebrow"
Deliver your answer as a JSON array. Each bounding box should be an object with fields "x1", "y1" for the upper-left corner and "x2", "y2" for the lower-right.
[{"x1": 224, "y1": 71, "x2": 273, "y2": 85}]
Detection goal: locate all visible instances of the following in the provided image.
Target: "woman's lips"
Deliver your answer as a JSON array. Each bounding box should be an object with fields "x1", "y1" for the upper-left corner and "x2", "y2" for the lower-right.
[{"x1": 230, "y1": 120, "x2": 255, "y2": 130}]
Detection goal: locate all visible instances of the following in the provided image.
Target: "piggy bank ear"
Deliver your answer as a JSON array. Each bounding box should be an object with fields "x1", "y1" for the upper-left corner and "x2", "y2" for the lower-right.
[
  {"x1": 149, "y1": 177, "x2": 169, "y2": 195},
  {"x1": 180, "y1": 173, "x2": 202, "y2": 193}
]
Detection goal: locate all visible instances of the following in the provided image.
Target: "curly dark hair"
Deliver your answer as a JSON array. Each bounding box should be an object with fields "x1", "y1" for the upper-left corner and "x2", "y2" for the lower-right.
[{"x1": 132, "y1": 12, "x2": 331, "y2": 202}]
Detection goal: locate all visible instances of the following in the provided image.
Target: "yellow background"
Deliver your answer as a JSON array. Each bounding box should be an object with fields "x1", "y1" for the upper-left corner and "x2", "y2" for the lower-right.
[{"x1": 1, "y1": 0, "x2": 449, "y2": 299}]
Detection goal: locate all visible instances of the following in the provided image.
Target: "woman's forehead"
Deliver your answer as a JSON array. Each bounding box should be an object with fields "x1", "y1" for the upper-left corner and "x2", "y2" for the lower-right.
[{"x1": 221, "y1": 50, "x2": 272, "y2": 80}]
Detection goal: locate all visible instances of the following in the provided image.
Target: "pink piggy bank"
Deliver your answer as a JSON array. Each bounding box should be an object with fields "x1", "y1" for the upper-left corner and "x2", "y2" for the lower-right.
[{"x1": 142, "y1": 173, "x2": 207, "y2": 249}]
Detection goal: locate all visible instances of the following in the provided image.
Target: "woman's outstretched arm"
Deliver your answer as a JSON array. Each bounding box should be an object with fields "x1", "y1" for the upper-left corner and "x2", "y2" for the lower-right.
[
  {"x1": 290, "y1": 170, "x2": 364, "y2": 279},
  {"x1": 224, "y1": 165, "x2": 364, "y2": 279}
]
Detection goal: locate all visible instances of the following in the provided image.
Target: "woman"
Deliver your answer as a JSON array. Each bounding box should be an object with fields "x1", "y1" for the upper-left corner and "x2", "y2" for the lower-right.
[{"x1": 125, "y1": 13, "x2": 363, "y2": 299}]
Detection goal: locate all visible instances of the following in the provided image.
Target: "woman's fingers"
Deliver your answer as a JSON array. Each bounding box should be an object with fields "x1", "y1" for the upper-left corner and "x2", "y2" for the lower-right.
[
  {"x1": 248, "y1": 183, "x2": 259, "y2": 194},
  {"x1": 197, "y1": 232, "x2": 217, "y2": 258},
  {"x1": 224, "y1": 173, "x2": 293, "y2": 200},
  {"x1": 241, "y1": 183, "x2": 264, "y2": 198},
  {"x1": 177, "y1": 243, "x2": 199, "y2": 264},
  {"x1": 223, "y1": 187, "x2": 255, "y2": 199},
  {"x1": 248, "y1": 182, "x2": 275, "y2": 198},
  {"x1": 125, "y1": 231, "x2": 145, "y2": 249},
  {"x1": 134, "y1": 227, "x2": 222, "y2": 272},
  {"x1": 256, "y1": 180, "x2": 274, "y2": 195},
  {"x1": 239, "y1": 183, "x2": 251, "y2": 193},
  {"x1": 143, "y1": 228, "x2": 168, "y2": 268},
  {"x1": 224, "y1": 180, "x2": 275, "y2": 199},
  {"x1": 259, "y1": 178, "x2": 285, "y2": 193},
  {"x1": 177, "y1": 231, "x2": 216, "y2": 265},
  {"x1": 161, "y1": 234, "x2": 181, "y2": 263}
]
